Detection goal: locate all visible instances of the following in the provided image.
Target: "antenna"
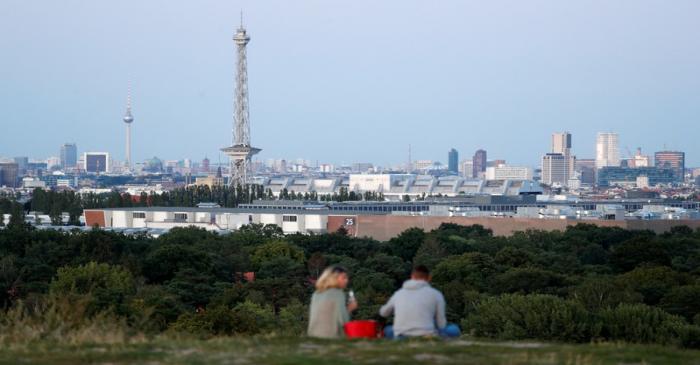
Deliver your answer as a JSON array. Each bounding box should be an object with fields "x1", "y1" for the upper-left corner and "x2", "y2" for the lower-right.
[{"x1": 240, "y1": 10, "x2": 243, "y2": 28}]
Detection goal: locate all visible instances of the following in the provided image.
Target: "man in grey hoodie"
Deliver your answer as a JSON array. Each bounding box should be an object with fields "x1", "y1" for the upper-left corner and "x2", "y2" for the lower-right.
[{"x1": 379, "y1": 265, "x2": 460, "y2": 338}]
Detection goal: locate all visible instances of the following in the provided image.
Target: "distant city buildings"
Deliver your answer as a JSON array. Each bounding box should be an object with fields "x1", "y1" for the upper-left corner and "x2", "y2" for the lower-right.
[
  {"x1": 541, "y1": 132, "x2": 577, "y2": 187},
  {"x1": 485, "y1": 164, "x2": 533, "y2": 180},
  {"x1": 596, "y1": 132, "x2": 620, "y2": 169},
  {"x1": 630, "y1": 148, "x2": 651, "y2": 168},
  {"x1": 655, "y1": 150, "x2": 685, "y2": 181},
  {"x1": 472, "y1": 149, "x2": 487, "y2": 178},
  {"x1": 541, "y1": 153, "x2": 569, "y2": 186},
  {"x1": 0, "y1": 161, "x2": 19, "y2": 188},
  {"x1": 83, "y1": 152, "x2": 110, "y2": 174},
  {"x1": 460, "y1": 160, "x2": 473, "y2": 179},
  {"x1": 448, "y1": 148, "x2": 459, "y2": 174},
  {"x1": 60, "y1": 143, "x2": 78, "y2": 169}
]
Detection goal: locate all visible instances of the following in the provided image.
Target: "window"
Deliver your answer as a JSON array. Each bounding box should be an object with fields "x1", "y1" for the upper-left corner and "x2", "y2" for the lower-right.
[
  {"x1": 174, "y1": 213, "x2": 188, "y2": 221},
  {"x1": 282, "y1": 215, "x2": 297, "y2": 222},
  {"x1": 132, "y1": 212, "x2": 146, "y2": 219}
]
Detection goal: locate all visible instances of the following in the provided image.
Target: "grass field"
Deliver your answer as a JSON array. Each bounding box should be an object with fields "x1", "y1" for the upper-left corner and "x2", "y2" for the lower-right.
[{"x1": 1, "y1": 337, "x2": 699, "y2": 365}]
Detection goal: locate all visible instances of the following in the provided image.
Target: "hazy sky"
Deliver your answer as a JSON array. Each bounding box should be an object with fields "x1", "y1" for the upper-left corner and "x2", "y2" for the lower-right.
[{"x1": 1, "y1": 0, "x2": 699, "y2": 167}]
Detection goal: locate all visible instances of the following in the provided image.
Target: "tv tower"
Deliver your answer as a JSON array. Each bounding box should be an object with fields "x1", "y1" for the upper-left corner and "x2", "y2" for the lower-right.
[
  {"x1": 221, "y1": 13, "x2": 261, "y2": 187},
  {"x1": 123, "y1": 86, "x2": 134, "y2": 171}
]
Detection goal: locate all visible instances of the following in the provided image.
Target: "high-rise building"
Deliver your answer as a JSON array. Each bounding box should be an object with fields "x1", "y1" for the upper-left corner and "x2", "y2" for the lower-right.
[
  {"x1": 654, "y1": 151, "x2": 685, "y2": 181},
  {"x1": 221, "y1": 17, "x2": 261, "y2": 187},
  {"x1": 60, "y1": 143, "x2": 78, "y2": 169},
  {"x1": 551, "y1": 132, "x2": 572, "y2": 155},
  {"x1": 460, "y1": 160, "x2": 474, "y2": 178},
  {"x1": 201, "y1": 157, "x2": 211, "y2": 173},
  {"x1": 123, "y1": 89, "x2": 134, "y2": 171},
  {"x1": 596, "y1": 132, "x2": 620, "y2": 169},
  {"x1": 447, "y1": 148, "x2": 459, "y2": 174},
  {"x1": 13, "y1": 156, "x2": 28, "y2": 175},
  {"x1": 472, "y1": 149, "x2": 487, "y2": 178},
  {"x1": 541, "y1": 153, "x2": 568, "y2": 186},
  {"x1": 551, "y1": 132, "x2": 576, "y2": 180},
  {"x1": 83, "y1": 152, "x2": 110, "y2": 173},
  {"x1": 0, "y1": 162, "x2": 19, "y2": 188}
]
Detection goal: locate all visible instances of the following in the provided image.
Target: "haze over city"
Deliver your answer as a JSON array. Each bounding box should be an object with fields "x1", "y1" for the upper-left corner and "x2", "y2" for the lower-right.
[{"x1": 1, "y1": 0, "x2": 699, "y2": 166}]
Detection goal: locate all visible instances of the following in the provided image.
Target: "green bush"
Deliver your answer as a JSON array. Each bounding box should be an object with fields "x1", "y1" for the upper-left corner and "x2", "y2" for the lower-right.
[
  {"x1": 598, "y1": 303, "x2": 688, "y2": 346},
  {"x1": 462, "y1": 294, "x2": 594, "y2": 342},
  {"x1": 230, "y1": 301, "x2": 276, "y2": 335},
  {"x1": 277, "y1": 300, "x2": 308, "y2": 336},
  {"x1": 659, "y1": 285, "x2": 700, "y2": 322},
  {"x1": 569, "y1": 277, "x2": 642, "y2": 311},
  {"x1": 49, "y1": 262, "x2": 136, "y2": 316}
]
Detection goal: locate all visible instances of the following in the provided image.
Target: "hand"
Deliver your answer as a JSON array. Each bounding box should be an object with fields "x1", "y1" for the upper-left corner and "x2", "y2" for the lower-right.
[{"x1": 347, "y1": 300, "x2": 358, "y2": 313}]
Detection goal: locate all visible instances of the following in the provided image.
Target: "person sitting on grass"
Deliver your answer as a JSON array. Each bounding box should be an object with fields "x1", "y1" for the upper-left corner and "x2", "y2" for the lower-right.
[
  {"x1": 307, "y1": 265, "x2": 358, "y2": 339},
  {"x1": 379, "y1": 265, "x2": 460, "y2": 339}
]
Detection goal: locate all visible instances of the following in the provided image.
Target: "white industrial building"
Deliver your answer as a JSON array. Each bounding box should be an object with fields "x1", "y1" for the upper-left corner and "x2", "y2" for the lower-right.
[
  {"x1": 86, "y1": 206, "x2": 329, "y2": 235},
  {"x1": 252, "y1": 174, "x2": 542, "y2": 200}
]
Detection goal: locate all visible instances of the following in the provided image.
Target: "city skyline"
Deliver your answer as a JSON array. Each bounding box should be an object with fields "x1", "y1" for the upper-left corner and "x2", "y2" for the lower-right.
[{"x1": 1, "y1": 1, "x2": 699, "y2": 166}]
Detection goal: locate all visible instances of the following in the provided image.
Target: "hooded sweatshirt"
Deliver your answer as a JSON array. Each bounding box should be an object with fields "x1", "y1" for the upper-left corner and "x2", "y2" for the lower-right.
[{"x1": 379, "y1": 280, "x2": 447, "y2": 337}]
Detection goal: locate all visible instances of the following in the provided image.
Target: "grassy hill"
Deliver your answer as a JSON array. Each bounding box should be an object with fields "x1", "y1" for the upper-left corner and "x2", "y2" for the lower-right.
[{"x1": 2, "y1": 337, "x2": 700, "y2": 365}]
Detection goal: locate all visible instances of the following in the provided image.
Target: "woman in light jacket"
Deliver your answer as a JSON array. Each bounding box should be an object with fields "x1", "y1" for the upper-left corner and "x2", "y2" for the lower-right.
[{"x1": 307, "y1": 266, "x2": 358, "y2": 339}]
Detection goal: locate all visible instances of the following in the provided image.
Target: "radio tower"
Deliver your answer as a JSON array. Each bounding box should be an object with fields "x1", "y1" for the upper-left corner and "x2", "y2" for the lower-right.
[
  {"x1": 221, "y1": 13, "x2": 261, "y2": 187},
  {"x1": 123, "y1": 85, "x2": 134, "y2": 171}
]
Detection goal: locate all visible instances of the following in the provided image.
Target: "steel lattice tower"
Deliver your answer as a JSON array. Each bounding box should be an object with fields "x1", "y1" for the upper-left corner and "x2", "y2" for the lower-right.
[{"x1": 221, "y1": 17, "x2": 260, "y2": 187}]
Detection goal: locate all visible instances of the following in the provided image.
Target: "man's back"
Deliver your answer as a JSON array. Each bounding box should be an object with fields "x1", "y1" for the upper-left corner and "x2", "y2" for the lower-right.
[{"x1": 379, "y1": 279, "x2": 446, "y2": 337}]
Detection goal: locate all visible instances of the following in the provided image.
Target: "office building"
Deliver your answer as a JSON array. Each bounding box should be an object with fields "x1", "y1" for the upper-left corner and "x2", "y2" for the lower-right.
[
  {"x1": 13, "y1": 157, "x2": 28, "y2": 175},
  {"x1": 0, "y1": 162, "x2": 19, "y2": 188},
  {"x1": 83, "y1": 152, "x2": 110, "y2": 173},
  {"x1": 448, "y1": 148, "x2": 459, "y2": 174},
  {"x1": 541, "y1": 153, "x2": 568, "y2": 186},
  {"x1": 551, "y1": 132, "x2": 576, "y2": 180},
  {"x1": 485, "y1": 165, "x2": 533, "y2": 180},
  {"x1": 597, "y1": 167, "x2": 676, "y2": 187},
  {"x1": 596, "y1": 132, "x2": 620, "y2": 168},
  {"x1": 60, "y1": 143, "x2": 78, "y2": 169},
  {"x1": 654, "y1": 151, "x2": 685, "y2": 181},
  {"x1": 472, "y1": 149, "x2": 487, "y2": 178},
  {"x1": 460, "y1": 160, "x2": 473, "y2": 178},
  {"x1": 575, "y1": 159, "x2": 596, "y2": 185}
]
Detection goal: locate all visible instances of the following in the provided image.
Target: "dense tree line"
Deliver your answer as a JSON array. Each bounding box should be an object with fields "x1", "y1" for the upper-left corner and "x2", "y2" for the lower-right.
[
  {"x1": 21, "y1": 186, "x2": 385, "y2": 222},
  {"x1": 1, "y1": 221, "x2": 700, "y2": 347}
]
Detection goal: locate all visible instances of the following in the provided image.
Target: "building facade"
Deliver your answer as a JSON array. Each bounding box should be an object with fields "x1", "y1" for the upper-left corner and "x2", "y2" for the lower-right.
[
  {"x1": 654, "y1": 151, "x2": 685, "y2": 181},
  {"x1": 485, "y1": 165, "x2": 533, "y2": 180},
  {"x1": 472, "y1": 149, "x2": 487, "y2": 178},
  {"x1": 83, "y1": 152, "x2": 110, "y2": 173},
  {"x1": 596, "y1": 132, "x2": 620, "y2": 169},
  {"x1": 448, "y1": 148, "x2": 459, "y2": 174},
  {"x1": 597, "y1": 166, "x2": 676, "y2": 187},
  {"x1": 0, "y1": 162, "x2": 19, "y2": 188},
  {"x1": 60, "y1": 143, "x2": 78, "y2": 169},
  {"x1": 541, "y1": 153, "x2": 568, "y2": 186}
]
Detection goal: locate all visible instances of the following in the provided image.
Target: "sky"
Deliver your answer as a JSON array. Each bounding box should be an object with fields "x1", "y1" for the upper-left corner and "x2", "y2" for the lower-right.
[{"x1": 1, "y1": 0, "x2": 699, "y2": 167}]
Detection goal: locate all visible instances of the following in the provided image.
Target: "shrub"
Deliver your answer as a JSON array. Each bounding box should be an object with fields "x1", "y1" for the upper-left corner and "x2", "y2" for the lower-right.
[
  {"x1": 598, "y1": 303, "x2": 688, "y2": 346},
  {"x1": 49, "y1": 262, "x2": 136, "y2": 316},
  {"x1": 277, "y1": 300, "x2": 308, "y2": 336},
  {"x1": 617, "y1": 266, "x2": 691, "y2": 305},
  {"x1": 659, "y1": 285, "x2": 700, "y2": 322},
  {"x1": 169, "y1": 305, "x2": 235, "y2": 336},
  {"x1": 569, "y1": 277, "x2": 642, "y2": 311},
  {"x1": 230, "y1": 301, "x2": 275, "y2": 335},
  {"x1": 462, "y1": 294, "x2": 594, "y2": 342}
]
